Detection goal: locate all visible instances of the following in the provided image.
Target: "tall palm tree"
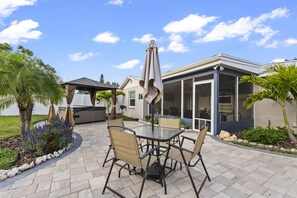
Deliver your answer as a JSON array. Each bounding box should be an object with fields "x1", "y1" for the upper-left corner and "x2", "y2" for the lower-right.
[
  {"x1": 240, "y1": 67, "x2": 297, "y2": 144},
  {"x1": 0, "y1": 44, "x2": 64, "y2": 136},
  {"x1": 96, "y1": 90, "x2": 124, "y2": 115}
]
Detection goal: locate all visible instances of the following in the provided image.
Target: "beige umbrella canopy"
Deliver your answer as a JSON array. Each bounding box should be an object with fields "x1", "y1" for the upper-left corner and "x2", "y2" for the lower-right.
[{"x1": 140, "y1": 40, "x2": 163, "y2": 130}]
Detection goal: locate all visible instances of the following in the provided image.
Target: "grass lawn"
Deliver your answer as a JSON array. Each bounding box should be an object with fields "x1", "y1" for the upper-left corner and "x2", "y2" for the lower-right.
[{"x1": 0, "y1": 115, "x2": 48, "y2": 140}]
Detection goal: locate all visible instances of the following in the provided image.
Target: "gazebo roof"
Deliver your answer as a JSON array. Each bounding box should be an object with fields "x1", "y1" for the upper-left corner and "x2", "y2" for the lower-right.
[{"x1": 61, "y1": 77, "x2": 118, "y2": 91}]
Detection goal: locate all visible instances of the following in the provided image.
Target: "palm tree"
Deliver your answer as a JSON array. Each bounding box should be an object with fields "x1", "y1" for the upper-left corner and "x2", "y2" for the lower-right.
[
  {"x1": 240, "y1": 66, "x2": 297, "y2": 144},
  {"x1": 96, "y1": 90, "x2": 124, "y2": 115},
  {"x1": 268, "y1": 64, "x2": 297, "y2": 127},
  {"x1": 0, "y1": 44, "x2": 64, "y2": 136}
]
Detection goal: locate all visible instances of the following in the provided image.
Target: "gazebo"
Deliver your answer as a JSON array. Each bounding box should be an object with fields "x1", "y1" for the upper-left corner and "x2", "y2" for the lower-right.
[{"x1": 60, "y1": 77, "x2": 118, "y2": 126}]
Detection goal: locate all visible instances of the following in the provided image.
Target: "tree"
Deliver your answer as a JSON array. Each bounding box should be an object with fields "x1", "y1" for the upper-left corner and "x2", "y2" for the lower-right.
[
  {"x1": 0, "y1": 43, "x2": 64, "y2": 136},
  {"x1": 99, "y1": 74, "x2": 104, "y2": 84},
  {"x1": 240, "y1": 64, "x2": 297, "y2": 144},
  {"x1": 96, "y1": 90, "x2": 124, "y2": 115},
  {"x1": 268, "y1": 64, "x2": 297, "y2": 130}
]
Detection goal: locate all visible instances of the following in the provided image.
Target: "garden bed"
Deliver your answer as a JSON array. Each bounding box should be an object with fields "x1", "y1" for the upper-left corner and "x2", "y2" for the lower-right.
[{"x1": 0, "y1": 136, "x2": 36, "y2": 168}]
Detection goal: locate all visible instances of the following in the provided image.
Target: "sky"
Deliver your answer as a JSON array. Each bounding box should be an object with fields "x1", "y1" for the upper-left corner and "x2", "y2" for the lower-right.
[{"x1": 1, "y1": 0, "x2": 297, "y2": 84}]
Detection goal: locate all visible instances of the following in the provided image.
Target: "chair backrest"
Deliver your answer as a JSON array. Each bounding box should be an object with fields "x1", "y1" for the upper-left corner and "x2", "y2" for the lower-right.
[
  {"x1": 191, "y1": 125, "x2": 209, "y2": 158},
  {"x1": 107, "y1": 118, "x2": 124, "y2": 127},
  {"x1": 108, "y1": 126, "x2": 142, "y2": 168},
  {"x1": 159, "y1": 118, "x2": 179, "y2": 129}
]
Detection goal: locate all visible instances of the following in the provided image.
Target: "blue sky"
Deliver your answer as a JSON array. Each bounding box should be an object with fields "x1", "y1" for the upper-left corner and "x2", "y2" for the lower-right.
[{"x1": 1, "y1": 0, "x2": 297, "y2": 84}]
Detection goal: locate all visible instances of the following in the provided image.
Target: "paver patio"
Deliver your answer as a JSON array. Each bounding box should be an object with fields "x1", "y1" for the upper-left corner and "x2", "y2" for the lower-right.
[{"x1": 1, "y1": 121, "x2": 297, "y2": 198}]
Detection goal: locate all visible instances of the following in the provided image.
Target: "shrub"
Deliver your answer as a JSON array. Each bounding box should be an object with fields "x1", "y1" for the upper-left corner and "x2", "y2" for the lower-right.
[
  {"x1": 0, "y1": 148, "x2": 18, "y2": 169},
  {"x1": 22, "y1": 117, "x2": 73, "y2": 156},
  {"x1": 243, "y1": 126, "x2": 288, "y2": 145}
]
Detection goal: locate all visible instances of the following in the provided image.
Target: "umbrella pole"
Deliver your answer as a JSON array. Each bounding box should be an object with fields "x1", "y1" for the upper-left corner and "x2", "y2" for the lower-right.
[{"x1": 152, "y1": 99, "x2": 155, "y2": 131}]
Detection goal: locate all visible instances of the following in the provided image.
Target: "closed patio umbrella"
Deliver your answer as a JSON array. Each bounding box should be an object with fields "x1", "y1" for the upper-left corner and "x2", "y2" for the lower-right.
[{"x1": 140, "y1": 40, "x2": 163, "y2": 130}]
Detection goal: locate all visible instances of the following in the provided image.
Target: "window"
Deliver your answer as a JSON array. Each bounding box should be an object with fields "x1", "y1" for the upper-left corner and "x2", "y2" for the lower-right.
[
  {"x1": 219, "y1": 95, "x2": 232, "y2": 105},
  {"x1": 129, "y1": 91, "x2": 136, "y2": 107}
]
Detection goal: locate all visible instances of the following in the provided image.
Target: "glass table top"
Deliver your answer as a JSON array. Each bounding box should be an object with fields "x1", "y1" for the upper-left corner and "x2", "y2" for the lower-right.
[{"x1": 132, "y1": 124, "x2": 184, "y2": 142}]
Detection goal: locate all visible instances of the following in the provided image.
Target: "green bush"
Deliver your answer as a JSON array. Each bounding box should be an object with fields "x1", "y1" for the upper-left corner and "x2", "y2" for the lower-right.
[
  {"x1": 243, "y1": 126, "x2": 288, "y2": 145},
  {"x1": 0, "y1": 148, "x2": 18, "y2": 170}
]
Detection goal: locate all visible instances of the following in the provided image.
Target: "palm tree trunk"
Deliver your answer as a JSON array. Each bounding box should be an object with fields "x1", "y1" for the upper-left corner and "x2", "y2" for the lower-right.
[
  {"x1": 19, "y1": 108, "x2": 26, "y2": 137},
  {"x1": 25, "y1": 106, "x2": 33, "y2": 132},
  {"x1": 281, "y1": 105, "x2": 297, "y2": 144}
]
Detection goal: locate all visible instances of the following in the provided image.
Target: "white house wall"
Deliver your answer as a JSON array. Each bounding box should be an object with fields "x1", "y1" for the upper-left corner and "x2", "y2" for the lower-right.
[{"x1": 121, "y1": 79, "x2": 145, "y2": 119}]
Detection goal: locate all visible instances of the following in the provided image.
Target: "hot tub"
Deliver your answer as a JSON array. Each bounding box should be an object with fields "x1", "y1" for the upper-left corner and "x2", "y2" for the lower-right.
[{"x1": 59, "y1": 106, "x2": 106, "y2": 124}]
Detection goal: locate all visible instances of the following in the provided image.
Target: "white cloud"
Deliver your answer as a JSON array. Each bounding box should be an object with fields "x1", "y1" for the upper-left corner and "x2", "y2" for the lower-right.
[
  {"x1": 265, "y1": 40, "x2": 279, "y2": 48},
  {"x1": 163, "y1": 14, "x2": 218, "y2": 35},
  {"x1": 108, "y1": 0, "x2": 124, "y2": 6},
  {"x1": 132, "y1": 34, "x2": 157, "y2": 44},
  {"x1": 167, "y1": 34, "x2": 189, "y2": 53},
  {"x1": 0, "y1": 0, "x2": 36, "y2": 18},
  {"x1": 158, "y1": 46, "x2": 165, "y2": 52},
  {"x1": 161, "y1": 64, "x2": 172, "y2": 69},
  {"x1": 272, "y1": 58, "x2": 286, "y2": 63},
  {"x1": 265, "y1": 38, "x2": 297, "y2": 48},
  {"x1": 256, "y1": 8, "x2": 288, "y2": 23},
  {"x1": 68, "y1": 52, "x2": 94, "y2": 61},
  {"x1": 93, "y1": 31, "x2": 120, "y2": 43},
  {"x1": 255, "y1": 26, "x2": 278, "y2": 46},
  {"x1": 196, "y1": 8, "x2": 288, "y2": 45},
  {"x1": 115, "y1": 59, "x2": 140, "y2": 69},
  {"x1": 0, "y1": 19, "x2": 42, "y2": 44},
  {"x1": 284, "y1": 38, "x2": 297, "y2": 46}
]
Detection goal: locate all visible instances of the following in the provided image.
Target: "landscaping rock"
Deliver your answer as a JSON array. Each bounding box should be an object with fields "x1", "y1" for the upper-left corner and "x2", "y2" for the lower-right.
[
  {"x1": 249, "y1": 142, "x2": 257, "y2": 146},
  {"x1": 53, "y1": 151, "x2": 60, "y2": 157},
  {"x1": 35, "y1": 157, "x2": 43, "y2": 165},
  {"x1": 219, "y1": 130, "x2": 230, "y2": 139},
  {"x1": 243, "y1": 140, "x2": 249, "y2": 144},
  {"x1": 18, "y1": 163, "x2": 30, "y2": 172},
  {"x1": 280, "y1": 148, "x2": 287, "y2": 151},
  {"x1": 0, "y1": 170, "x2": 9, "y2": 175},
  {"x1": 231, "y1": 134, "x2": 237, "y2": 141},
  {"x1": 268, "y1": 145, "x2": 274, "y2": 149},
  {"x1": 7, "y1": 168, "x2": 19, "y2": 177},
  {"x1": 273, "y1": 146, "x2": 280, "y2": 150},
  {"x1": 41, "y1": 155, "x2": 47, "y2": 162},
  {"x1": 223, "y1": 137, "x2": 232, "y2": 142},
  {"x1": 29, "y1": 161, "x2": 35, "y2": 168},
  {"x1": 0, "y1": 174, "x2": 8, "y2": 181},
  {"x1": 237, "y1": 139, "x2": 243, "y2": 143},
  {"x1": 47, "y1": 154, "x2": 52, "y2": 160},
  {"x1": 290, "y1": 148, "x2": 297, "y2": 153},
  {"x1": 258, "y1": 143, "x2": 265, "y2": 147},
  {"x1": 58, "y1": 149, "x2": 63, "y2": 155}
]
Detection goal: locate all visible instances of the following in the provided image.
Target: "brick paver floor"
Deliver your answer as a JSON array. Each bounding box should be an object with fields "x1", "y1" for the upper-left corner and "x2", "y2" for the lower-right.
[{"x1": 1, "y1": 121, "x2": 297, "y2": 198}]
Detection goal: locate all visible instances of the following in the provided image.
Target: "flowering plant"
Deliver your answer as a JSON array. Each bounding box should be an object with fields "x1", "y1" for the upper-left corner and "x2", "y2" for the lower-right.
[{"x1": 22, "y1": 117, "x2": 73, "y2": 156}]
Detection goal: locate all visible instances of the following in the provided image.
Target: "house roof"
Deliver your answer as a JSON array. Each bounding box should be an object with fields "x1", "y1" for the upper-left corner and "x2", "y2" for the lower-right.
[
  {"x1": 61, "y1": 77, "x2": 118, "y2": 91},
  {"x1": 119, "y1": 76, "x2": 140, "y2": 90},
  {"x1": 162, "y1": 53, "x2": 265, "y2": 80}
]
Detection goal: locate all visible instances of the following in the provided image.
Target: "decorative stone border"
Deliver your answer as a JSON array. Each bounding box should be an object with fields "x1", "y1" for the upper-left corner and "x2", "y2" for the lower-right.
[
  {"x1": 219, "y1": 130, "x2": 297, "y2": 155},
  {"x1": 0, "y1": 133, "x2": 82, "y2": 184}
]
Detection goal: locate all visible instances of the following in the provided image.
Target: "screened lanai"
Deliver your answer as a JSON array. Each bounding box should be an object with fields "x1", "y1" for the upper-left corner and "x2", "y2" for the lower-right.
[{"x1": 157, "y1": 54, "x2": 264, "y2": 135}]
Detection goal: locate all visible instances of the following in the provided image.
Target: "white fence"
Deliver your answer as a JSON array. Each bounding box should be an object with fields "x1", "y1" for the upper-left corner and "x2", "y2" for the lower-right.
[{"x1": 0, "y1": 93, "x2": 124, "y2": 116}]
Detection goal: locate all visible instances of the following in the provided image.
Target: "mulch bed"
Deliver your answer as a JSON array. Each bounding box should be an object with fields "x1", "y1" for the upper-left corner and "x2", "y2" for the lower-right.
[{"x1": 0, "y1": 136, "x2": 37, "y2": 168}]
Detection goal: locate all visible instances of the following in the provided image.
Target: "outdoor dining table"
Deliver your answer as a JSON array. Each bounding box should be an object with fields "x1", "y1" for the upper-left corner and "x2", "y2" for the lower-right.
[{"x1": 132, "y1": 124, "x2": 185, "y2": 179}]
